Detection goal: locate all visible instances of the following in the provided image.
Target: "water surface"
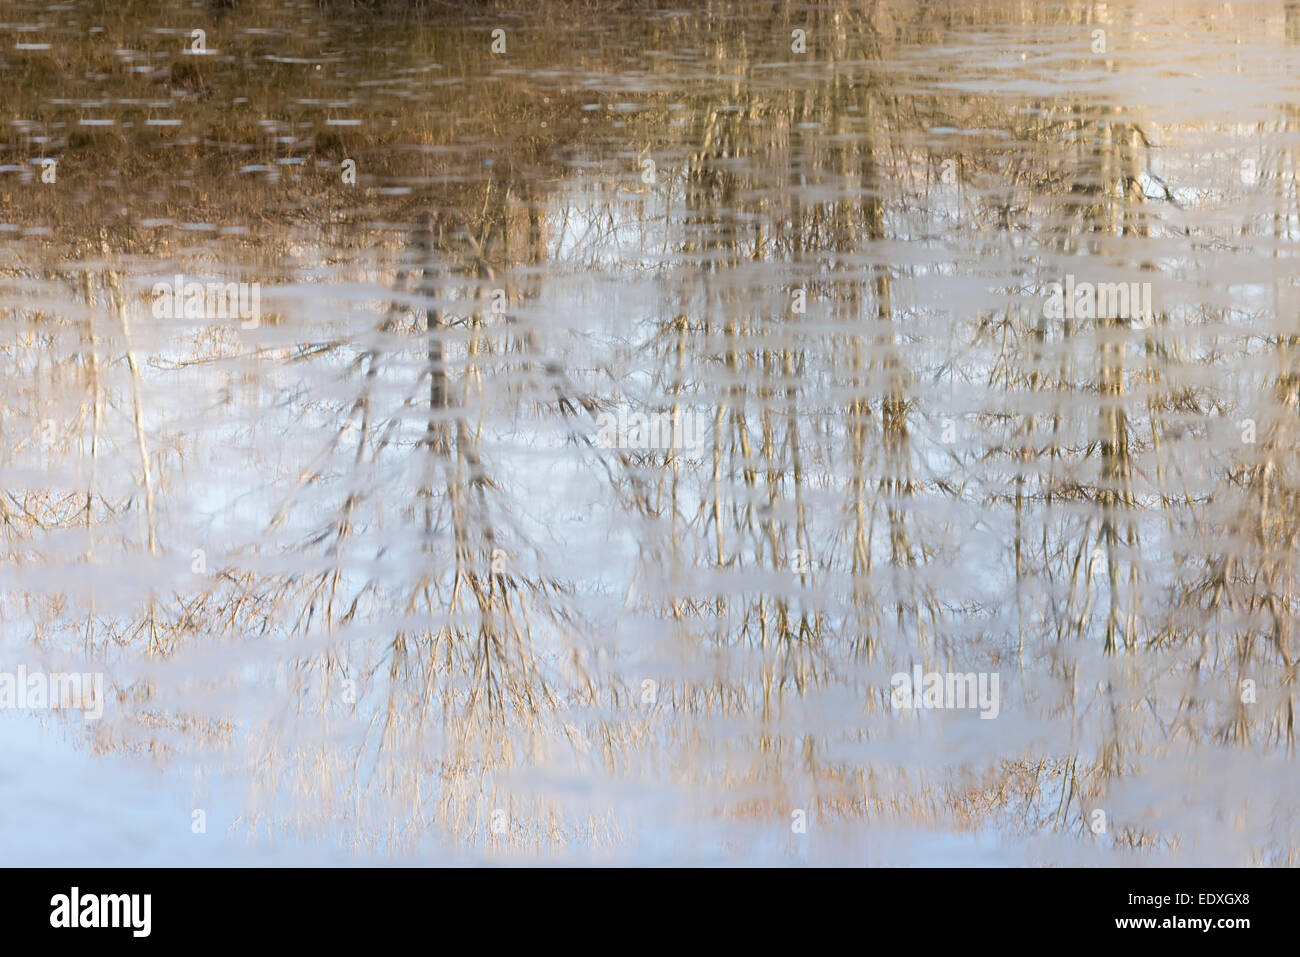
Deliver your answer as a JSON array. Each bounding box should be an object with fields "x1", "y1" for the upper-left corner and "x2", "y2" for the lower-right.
[{"x1": 1, "y1": 0, "x2": 1298, "y2": 865}]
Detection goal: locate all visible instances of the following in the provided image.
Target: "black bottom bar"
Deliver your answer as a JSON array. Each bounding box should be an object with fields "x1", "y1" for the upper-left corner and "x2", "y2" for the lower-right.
[{"x1": 0, "y1": 866, "x2": 1280, "y2": 944}]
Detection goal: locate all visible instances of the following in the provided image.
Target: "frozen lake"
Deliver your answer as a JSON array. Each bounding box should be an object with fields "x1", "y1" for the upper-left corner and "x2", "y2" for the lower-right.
[{"x1": 0, "y1": 0, "x2": 1298, "y2": 865}]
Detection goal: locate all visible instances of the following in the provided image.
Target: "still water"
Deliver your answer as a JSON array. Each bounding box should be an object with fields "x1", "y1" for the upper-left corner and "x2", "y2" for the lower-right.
[{"x1": 0, "y1": 0, "x2": 1298, "y2": 864}]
